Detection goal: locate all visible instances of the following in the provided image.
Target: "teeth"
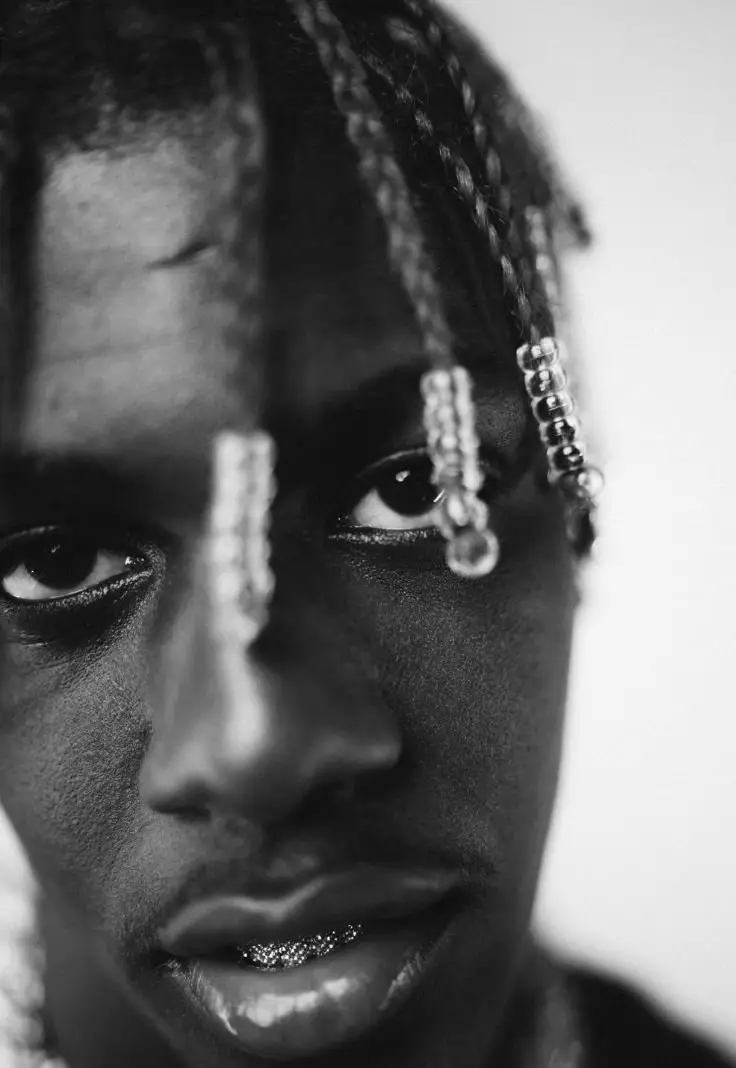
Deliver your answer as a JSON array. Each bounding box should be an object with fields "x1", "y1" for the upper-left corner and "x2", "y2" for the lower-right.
[{"x1": 237, "y1": 924, "x2": 364, "y2": 971}]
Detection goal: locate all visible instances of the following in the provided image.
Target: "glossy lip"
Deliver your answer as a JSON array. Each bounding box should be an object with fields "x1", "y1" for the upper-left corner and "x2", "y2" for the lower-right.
[
  {"x1": 158, "y1": 865, "x2": 458, "y2": 958},
  {"x1": 163, "y1": 894, "x2": 458, "y2": 1061}
]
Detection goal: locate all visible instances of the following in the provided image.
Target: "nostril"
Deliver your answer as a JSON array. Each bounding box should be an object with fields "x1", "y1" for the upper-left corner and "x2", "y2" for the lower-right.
[{"x1": 140, "y1": 745, "x2": 213, "y2": 817}]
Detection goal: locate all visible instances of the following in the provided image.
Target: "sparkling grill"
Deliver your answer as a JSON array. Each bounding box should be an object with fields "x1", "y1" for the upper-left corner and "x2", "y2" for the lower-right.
[{"x1": 237, "y1": 924, "x2": 364, "y2": 971}]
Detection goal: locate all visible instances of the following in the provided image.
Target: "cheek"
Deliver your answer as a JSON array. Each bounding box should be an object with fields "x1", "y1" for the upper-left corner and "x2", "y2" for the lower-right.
[
  {"x1": 0, "y1": 479, "x2": 574, "y2": 925},
  {"x1": 335, "y1": 485, "x2": 576, "y2": 868},
  {"x1": 0, "y1": 627, "x2": 149, "y2": 917}
]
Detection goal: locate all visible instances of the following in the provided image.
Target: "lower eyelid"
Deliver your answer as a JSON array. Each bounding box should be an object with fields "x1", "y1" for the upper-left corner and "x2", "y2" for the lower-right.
[
  {"x1": 2, "y1": 564, "x2": 142, "y2": 604},
  {"x1": 328, "y1": 524, "x2": 441, "y2": 547},
  {"x1": 0, "y1": 534, "x2": 160, "y2": 609},
  {"x1": 0, "y1": 567, "x2": 157, "y2": 648}
]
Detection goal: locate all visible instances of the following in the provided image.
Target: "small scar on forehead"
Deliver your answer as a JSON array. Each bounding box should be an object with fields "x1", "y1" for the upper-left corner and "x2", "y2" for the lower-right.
[
  {"x1": 42, "y1": 149, "x2": 213, "y2": 266},
  {"x1": 149, "y1": 238, "x2": 216, "y2": 270}
]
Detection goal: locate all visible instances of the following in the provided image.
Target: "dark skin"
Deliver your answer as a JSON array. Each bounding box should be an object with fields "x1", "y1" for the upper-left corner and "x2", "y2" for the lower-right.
[{"x1": 0, "y1": 104, "x2": 576, "y2": 1068}]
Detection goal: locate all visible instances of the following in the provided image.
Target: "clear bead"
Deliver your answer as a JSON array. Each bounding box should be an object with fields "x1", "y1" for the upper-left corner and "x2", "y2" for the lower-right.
[
  {"x1": 440, "y1": 432, "x2": 460, "y2": 451},
  {"x1": 444, "y1": 492, "x2": 473, "y2": 529},
  {"x1": 447, "y1": 527, "x2": 500, "y2": 578},
  {"x1": 560, "y1": 466, "x2": 605, "y2": 501},
  {"x1": 534, "y1": 392, "x2": 574, "y2": 423},
  {"x1": 421, "y1": 369, "x2": 454, "y2": 398},
  {"x1": 517, "y1": 337, "x2": 561, "y2": 373},
  {"x1": 549, "y1": 443, "x2": 586, "y2": 472},
  {"x1": 544, "y1": 417, "x2": 579, "y2": 447},
  {"x1": 526, "y1": 366, "x2": 567, "y2": 398},
  {"x1": 539, "y1": 336, "x2": 562, "y2": 359},
  {"x1": 437, "y1": 492, "x2": 489, "y2": 538}
]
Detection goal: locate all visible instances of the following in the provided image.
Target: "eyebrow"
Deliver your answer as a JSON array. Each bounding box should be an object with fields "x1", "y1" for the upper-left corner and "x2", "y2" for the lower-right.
[
  {"x1": 312, "y1": 353, "x2": 527, "y2": 432},
  {"x1": 0, "y1": 447, "x2": 211, "y2": 535},
  {"x1": 273, "y1": 355, "x2": 531, "y2": 477},
  {"x1": 0, "y1": 350, "x2": 529, "y2": 528},
  {"x1": 0, "y1": 454, "x2": 142, "y2": 520}
]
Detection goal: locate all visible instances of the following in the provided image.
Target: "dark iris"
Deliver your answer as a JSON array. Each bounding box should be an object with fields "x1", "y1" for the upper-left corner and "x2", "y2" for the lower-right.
[
  {"x1": 373, "y1": 457, "x2": 442, "y2": 517},
  {"x1": 21, "y1": 537, "x2": 100, "y2": 591}
]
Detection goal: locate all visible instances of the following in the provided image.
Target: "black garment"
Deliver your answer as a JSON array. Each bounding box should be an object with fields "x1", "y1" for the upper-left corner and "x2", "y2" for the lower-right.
[{"x1": 569, "y1": 966, "x2": 734, "y2": 1068}]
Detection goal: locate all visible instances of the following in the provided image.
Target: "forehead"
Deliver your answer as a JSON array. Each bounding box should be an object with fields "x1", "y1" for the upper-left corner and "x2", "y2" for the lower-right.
[{"x1": 21, "y1": 126, "x2": 429, "y2": 459}]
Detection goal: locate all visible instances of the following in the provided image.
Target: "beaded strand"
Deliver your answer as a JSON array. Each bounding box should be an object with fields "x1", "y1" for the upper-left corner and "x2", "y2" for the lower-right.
[
  {"x1": 421, "y1": 367, "x2": 500, "y2": 578},
  {"x1": 362, "y1": 25, "x2": 601, "y2": 551},
  {"x1": 519, "y1": 205, "x2": 603, "y2": 530},
  {"x1": 516, "y1": 338, "x2": 603, "y2": 521},
  {"x1": 208, "y1": 431, "x2": 276, "y2": 648},
  {"x1": 287, "y1": 0, "x2": 498, "y2": 579},
  {"x1": 525, "y1": 206, "x2": 562, "y2": 316}
]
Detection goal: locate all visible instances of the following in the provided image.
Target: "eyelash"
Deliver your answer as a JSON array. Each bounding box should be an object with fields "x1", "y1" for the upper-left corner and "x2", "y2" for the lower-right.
[
  {"x1": 0, "y1": 446, "x2": 516, "y2": 621},
  {"x1": 332, "y1": 446, "x2": 510, "y2": 533},
  {"x1": 0, "y1": 526, "x2": 155, "y2": 611}
]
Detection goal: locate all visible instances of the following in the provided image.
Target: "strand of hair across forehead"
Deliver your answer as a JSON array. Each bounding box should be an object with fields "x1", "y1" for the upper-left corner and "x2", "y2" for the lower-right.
[
  {"x1": 0, "y1": 98, "x2": 14, "y2": 431},
  {"x1": 285, "y1": 0, "x2": 454, "y2": 370},
  {"x1": 0, "y1": 0, "x2": 20, "y2": 428},
  {"x1": 194, "y1": 20, "x2": 267, "y2": 418},
  {"x1": 485, "y1": 67, "x2": 592, "y2": 250},
  {"x1": 193, "y1": 19, "x2": 277, "y2": 644},
  {"x1": 287, "y1": 0, "x2": 502, "y2": 579},
  {"x1": 0, "y1": 56, "x2": 23, "y2": 440},
  {"x1": 400, "y1": 0, "x2": 545, "y2": 345}
]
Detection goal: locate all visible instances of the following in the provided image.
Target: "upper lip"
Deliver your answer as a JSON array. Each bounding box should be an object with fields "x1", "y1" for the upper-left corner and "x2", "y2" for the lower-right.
[{"x1": 158, "y1": 865, "x2": 457, "y2": 958}]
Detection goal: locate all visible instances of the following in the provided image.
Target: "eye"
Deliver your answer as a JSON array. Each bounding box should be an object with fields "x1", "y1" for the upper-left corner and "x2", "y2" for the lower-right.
[
  {"x1": 341, "y1": 451, "x2": 446, "y2": 532},
  {"x1": 0, "y1": 531, "x2": 146, "y2": 603}
]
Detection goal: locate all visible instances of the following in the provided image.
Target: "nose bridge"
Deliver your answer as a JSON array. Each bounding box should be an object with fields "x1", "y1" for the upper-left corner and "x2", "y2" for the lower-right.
[{"x1": 140, "y1": 543, "x2": 401, "y2": 824}]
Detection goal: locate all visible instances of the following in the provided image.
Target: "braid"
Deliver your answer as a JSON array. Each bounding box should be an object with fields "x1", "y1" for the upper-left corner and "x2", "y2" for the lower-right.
[
  {"x1": 381, "y1": 12, "x2": 589, "y2": 251},
  {"x1": 401, "y1": 0, "x2": 546, "y2": 345},
  {"x1": 286, "y1": 0, "x2": 454, "y2": 370},
  {"x1": 195, "y1": 20, "x2": 267, "y2": 424},
  {"x1": 487, "y1": 69, "x2": 591, "y2": 249},
  {"x1": 0, "y1": 102, "x2": 15, "y2": 418},
  {"x1": 368, "y1": 10, "x2": 600, "y2": 539},
  {"x1": 0, "y1": 58, "x2": 22, "y2": 438},
  {"x1": 364, "y1": 52, "x2": 544, "y2": 336}
]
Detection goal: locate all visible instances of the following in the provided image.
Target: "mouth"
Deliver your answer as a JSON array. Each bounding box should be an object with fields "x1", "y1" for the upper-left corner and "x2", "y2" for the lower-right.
[
  {"x1": 158, "y1": 868, "x2": 458, "y2": 1060},
  {"x1": 211, "y1": 921, "x2": 366, "y2": 971}
]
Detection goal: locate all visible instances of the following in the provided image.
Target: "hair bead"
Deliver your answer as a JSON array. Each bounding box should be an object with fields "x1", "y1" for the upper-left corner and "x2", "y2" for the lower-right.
[
  {"x1": 446, "y1": 525, "x2": 500, "y2": 580},
  {"x1": 208, "y1": 429, "x2": 277, "y2": 647},
  {"x1": 198, "y1": 25, "x2": 274, "y2": 649},
  {"x1": 534, "y1": 392, "x2": 574, "y2": 423},
  {"x1": 518, "y1": 336, "x2": 602, "y2": 525},
  {"x1": 364, "y1": 19, "x2": 601, "y2": 556},
  {"x1": 544, "y1": 417, "x2": 579, "y2": 447},
  {"x1": 549, "y1": 443, "x2": 586, "y2": 473},
  {"x1": 290, "y1": 0, "x2": 500, "y2": 580},
  {"x1": 560, "y1": 465, "x2": 605, "y2": 502},
  {"x1": 517, "y1": 341, "x2": 560, "y2": 374},
  {"x1": 422, "y1": 366, "x2": 500, "y2": 578},
  {"x1": 525, "y1": 206, "x2": 562, "y2": 313},
  {"x1": 527, "y1": 366, "x2": 566, "y2": 398}
]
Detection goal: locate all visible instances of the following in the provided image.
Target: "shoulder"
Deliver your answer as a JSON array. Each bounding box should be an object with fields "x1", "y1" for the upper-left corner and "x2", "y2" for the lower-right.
[{"x1": 567, "y1": 965, "x2": 735, "y2": 1068}]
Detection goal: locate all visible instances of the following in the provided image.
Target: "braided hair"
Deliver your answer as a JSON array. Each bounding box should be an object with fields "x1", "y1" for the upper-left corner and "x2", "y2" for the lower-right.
[{"x1": 0, "y1": 0, "x2": 594, "y2": 541}]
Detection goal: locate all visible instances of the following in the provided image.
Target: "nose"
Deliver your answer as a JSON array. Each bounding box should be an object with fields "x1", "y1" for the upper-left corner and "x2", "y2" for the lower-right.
[{"x1": 140, "y1": 547, "x2": 401, "y2": 825}]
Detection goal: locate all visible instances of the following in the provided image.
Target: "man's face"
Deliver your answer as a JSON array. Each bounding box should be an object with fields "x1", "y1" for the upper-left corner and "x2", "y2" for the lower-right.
[{"x1": 0, "y1": 125, "x2": 575, "y2": 1068}]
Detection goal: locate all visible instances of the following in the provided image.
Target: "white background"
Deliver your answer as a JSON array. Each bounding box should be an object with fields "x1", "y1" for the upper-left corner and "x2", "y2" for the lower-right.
[{"x1": 447, "y1": 0, "x2": 736, "y2": 1053}]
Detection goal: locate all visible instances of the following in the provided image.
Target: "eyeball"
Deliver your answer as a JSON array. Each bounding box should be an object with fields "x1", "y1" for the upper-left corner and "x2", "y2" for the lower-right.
[{"x1": 1, "y1": 535, "x2": 142, "y2": 603}]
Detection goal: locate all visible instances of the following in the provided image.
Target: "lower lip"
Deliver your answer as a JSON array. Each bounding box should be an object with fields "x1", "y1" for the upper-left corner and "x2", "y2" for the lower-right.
[{"x1": 166, "y1": 907, "x2": 452, "y2": 1060}]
